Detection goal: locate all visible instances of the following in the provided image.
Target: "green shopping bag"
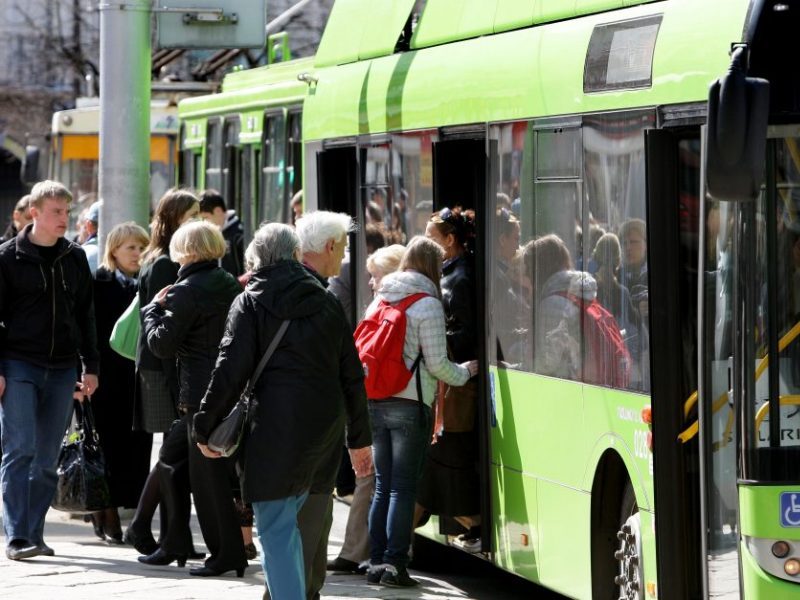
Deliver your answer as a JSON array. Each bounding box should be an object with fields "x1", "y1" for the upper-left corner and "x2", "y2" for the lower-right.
[{"x1": 109, "y1": 295, "x2": 140, "y2": 361}]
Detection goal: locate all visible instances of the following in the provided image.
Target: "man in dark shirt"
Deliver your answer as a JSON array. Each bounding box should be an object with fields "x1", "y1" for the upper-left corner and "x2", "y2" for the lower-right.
[
  {"x1": 198, "y1": 189, "x2": 245, "y2": 276},
  {"x1": 0, "y1": 180, "x2": 99, "y2": 560}
]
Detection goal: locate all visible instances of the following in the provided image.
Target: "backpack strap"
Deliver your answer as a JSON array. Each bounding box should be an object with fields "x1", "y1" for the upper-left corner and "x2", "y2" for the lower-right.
[
  {"x1": 412, "y1": 353, "x2": 425, "y2": 416},
  {"x1": 393, "y1": 292, "x2": 429, "y2": 311},
  {"x1": 395, "y1": 293, "x2": 428, "y2": 414}
]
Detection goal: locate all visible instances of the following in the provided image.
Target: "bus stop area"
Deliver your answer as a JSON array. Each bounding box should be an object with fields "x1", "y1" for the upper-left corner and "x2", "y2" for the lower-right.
[{"x1": 0, "y1": 499, "x2": 477, "y2": 600}]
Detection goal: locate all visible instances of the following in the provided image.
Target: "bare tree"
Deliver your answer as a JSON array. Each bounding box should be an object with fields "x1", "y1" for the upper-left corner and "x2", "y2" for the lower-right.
[{"x1": 13, "y1": 0, "x2": 100, "y2": 97}]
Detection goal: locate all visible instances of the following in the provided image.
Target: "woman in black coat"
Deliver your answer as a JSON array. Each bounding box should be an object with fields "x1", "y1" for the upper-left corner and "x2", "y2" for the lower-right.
[
  {"x1": 193, "y1": 223, "x2": 370, "y2": 600},
  {"x1": 89, "y1": 222, "x2": 153, "y2": 543},
  {"x1": 140, "y1": 220, "x2": 246, "y2": 577},
  {"x1": 124, "y1": 189, "x2": 200, "y2": 555},
  {"x1": 417, "y1": 207, "x2": 482, "y2": 550}
]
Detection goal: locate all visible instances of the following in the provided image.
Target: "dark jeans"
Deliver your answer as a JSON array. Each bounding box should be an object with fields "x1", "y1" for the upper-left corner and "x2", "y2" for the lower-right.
[
  {"x1": 368, "y1": 400, "x2": 431, "y2": 569},
  {"x1": 0, "y1": 360, "x2": 76, "y2": 545}
]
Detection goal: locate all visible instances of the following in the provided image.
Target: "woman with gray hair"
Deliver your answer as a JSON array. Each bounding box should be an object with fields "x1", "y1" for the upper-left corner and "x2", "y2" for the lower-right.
[{"x1": 193, "y1": 222, "x2": 370, "y2": 600}]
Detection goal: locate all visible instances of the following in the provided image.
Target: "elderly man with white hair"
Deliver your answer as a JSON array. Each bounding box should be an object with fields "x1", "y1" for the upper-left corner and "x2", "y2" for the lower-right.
[
  {"x1": 193, "y1": 222, "x2": 371, "y2": 600},
  {"x1": 293, "y1": 210, "x2": 373, "y2": 600}
]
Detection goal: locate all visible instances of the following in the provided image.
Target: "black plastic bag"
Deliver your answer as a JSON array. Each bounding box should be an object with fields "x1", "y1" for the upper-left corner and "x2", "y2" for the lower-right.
[{"x1": 51, "y1": 401, "x2": 111, "y2": 513}]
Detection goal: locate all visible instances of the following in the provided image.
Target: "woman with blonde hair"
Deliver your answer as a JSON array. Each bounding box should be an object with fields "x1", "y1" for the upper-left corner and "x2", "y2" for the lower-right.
[
  {"x1": 89, "y1": 222, "x2": 151, "y2": 543},
  {"x1": 364, "y1": 236, "x2": 478, "y2": 587},
  {"x1": 140, "y1": 220, "x2": 247, "y2": 576},
  {"x1": 366, "y1": 244, "x2": 405, "y2": 294}
]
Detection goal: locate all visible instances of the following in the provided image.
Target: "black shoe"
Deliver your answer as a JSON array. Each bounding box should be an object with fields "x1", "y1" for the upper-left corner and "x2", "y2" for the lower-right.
[
  {"x1": 6, "y1": 539, "x2": 39, "y2": 561},
  {"x1": 366, "y1": 563, "x2": 387, "y2": 584},
  {"x1": 124, "y1": 527, "x2": 158, "y2": 555},
  {"x1": 327, "y1": 556, "x2": 360, "y2": 573},
  {"x1": 380, "y1": 565, "x2": 418, "y2": 587},
  {"x1": 189, "y1": 565, "x2": 245, "y2": 578},
  {"x1": 89, "y1": 513, "x2": 106, "y2": 541},
  {"x1": 34, "y1": 543, "x2": 55, "y2": 557},
  {"x1": 244, "y1": 542, "x2": 258, "y2": 561},
  {"x1": 137, "y1": 548, "x2": 187, "y2": 568},
  {"x1": 105, "y1": 532, "x2": 125, "y2": 546},
  {"x1": 188, "y1": 549, "x2": 206, "y2": 560}
]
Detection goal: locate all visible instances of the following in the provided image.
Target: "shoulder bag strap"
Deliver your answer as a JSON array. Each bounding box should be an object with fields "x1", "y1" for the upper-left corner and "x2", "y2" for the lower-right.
[
  {"x1": 413, "y1": 353, "x2": 425, "y2": 417},
  {"x1": 244, "y1": 319, "x2": 291, "y2": 397}
]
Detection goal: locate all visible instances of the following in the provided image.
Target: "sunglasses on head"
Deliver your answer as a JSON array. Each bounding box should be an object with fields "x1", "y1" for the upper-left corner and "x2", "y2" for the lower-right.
[{"x1": 431, "y1": 206, "x2": 460, "y2": 226}]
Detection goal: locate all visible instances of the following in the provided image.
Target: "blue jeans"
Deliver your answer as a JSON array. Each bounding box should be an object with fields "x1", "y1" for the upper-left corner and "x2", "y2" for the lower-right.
[
  {"x1": 368, "y1": 400, "x2": 431, "y2": 569},
  {"x1": 253, "y1": 491, "x2": 309, "y2": 600},
  {"x1": 0, "y1": 360, "x2": 77, "y2": 545}
]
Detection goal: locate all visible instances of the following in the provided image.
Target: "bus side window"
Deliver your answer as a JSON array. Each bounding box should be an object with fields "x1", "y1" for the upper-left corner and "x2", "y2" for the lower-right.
[
  {"x1": 205, "y1": 118, "x2": 222, "y2": 192},
  {"x1": 583, "y1": 111, "x2": 654, "y2": 391}
]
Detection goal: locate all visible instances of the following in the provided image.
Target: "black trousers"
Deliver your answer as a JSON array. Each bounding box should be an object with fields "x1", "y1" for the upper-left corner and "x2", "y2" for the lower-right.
[
  {"x1": 158, "y1": 413, "x2": 246, "y2": 571},
  {"x1": 157, "y1": 416, "x2": 193, "y2": 555}
]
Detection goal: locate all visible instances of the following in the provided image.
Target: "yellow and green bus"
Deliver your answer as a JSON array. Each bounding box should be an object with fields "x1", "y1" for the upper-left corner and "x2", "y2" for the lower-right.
[
  {"x1": 178, "y1": 1, "x2": 800, "y2": 598},
  {"x1": 50, "y1": 98, "x2": 179, "y2": 208}
]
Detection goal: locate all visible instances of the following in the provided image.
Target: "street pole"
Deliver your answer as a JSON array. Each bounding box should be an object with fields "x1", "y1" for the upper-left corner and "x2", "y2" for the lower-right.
[{"x1": 98, "y1": 0, "x2": 151, "y2": 256}]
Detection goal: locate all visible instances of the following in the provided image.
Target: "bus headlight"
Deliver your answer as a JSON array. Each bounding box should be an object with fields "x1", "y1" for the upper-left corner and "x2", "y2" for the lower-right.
[{"x1": 784, "y1": 558, "x2": 800, "y2": 577}]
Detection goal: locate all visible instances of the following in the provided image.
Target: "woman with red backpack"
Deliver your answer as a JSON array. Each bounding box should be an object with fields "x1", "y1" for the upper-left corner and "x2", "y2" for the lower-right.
[{"x1": 361, "y1": 236, "x2": 478, "y2": 588}]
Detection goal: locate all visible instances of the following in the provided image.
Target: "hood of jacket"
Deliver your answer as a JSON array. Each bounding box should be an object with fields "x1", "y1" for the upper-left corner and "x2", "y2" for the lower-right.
[
  {"x1": 377, "y1": 270, "x2": 438, "y2": 303},
  {"x1": 541, "y1": 269, "x2": 598, "y2": 302},
  {"x1": 246, "y1": 259, "x2": 328, "y2": 320}
]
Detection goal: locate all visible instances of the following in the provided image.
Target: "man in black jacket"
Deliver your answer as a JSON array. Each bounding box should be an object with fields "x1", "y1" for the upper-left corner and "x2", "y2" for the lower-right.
[
  {"x1": 0, "y1": 180, "x2": 99, "y2": 560},
  {"x1": 295, "y1": 210, "x2": 373, "y2": 600},
  {"x1": 194, "y1": 221, "x2": 370, "y2": 600}
]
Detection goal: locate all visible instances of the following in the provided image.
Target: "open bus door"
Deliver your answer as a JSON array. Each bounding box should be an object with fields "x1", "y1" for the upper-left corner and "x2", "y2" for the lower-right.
[{"x1": 697, "y1": 44, "x2": 800, "y2": 599}]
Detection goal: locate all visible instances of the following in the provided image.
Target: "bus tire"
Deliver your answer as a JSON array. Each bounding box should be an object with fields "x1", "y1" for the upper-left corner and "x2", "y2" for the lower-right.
[{"x1": 614, "y1": 483, "x2": 643, "y2": 600}]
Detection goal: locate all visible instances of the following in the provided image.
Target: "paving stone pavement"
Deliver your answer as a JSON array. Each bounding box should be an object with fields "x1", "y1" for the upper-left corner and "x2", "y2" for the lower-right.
[{"x1": 0, "y1": 498, "x2": 487, "y2": 600}]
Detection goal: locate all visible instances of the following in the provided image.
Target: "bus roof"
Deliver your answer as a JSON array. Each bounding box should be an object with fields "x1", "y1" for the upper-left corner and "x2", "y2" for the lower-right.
[
  {"x1": 304, "y1": 0, "x2": 751, "y2": 141},
  {"x1": 52, "y1": 99, "x2": 178, "y2": 135},
  {"x1": 177, "y1": 56, "x2": 314, "y2": 120},
  {"x1": 314, "y1": 0, "x2": 665, "y2": 68}
]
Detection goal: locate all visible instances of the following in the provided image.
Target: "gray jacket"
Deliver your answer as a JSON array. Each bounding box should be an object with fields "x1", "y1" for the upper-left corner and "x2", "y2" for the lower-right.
[{"x1": 368, "y1": 270, "x2": 470, "y2": 405}]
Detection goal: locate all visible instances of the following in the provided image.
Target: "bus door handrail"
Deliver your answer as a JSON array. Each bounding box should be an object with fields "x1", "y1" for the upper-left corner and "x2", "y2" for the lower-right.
[
  {"x1": 754, "y1": 395, "x2": 800, "y2": 434},
  {"x1": 678, "y1": 320, "x2": 800, "y2": 444}
]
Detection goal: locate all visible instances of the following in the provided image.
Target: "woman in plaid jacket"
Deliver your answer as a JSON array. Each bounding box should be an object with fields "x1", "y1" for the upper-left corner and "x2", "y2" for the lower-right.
[{"x1": 364, "y1": 236, "x2": 478, "y2": 588}]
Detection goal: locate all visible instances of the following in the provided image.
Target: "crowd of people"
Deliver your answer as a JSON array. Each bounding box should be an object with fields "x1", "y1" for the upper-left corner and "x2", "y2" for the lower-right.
[{"x1": 0, "y1": 180, "x2": 485, "y2": 600}]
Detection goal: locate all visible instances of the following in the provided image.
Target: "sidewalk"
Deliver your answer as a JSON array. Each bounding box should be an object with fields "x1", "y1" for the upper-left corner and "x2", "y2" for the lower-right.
[{"x1": 0, "y1": 499, "x2": 480, "y2": 600}]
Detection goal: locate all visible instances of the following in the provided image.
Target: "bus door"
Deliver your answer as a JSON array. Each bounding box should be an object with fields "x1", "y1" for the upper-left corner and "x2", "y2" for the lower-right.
[
  {"x1": 431, "y1": 128, "x2": 491, "y2": 552},
  {"x1": 698, "y1": 129, "x2": 800, "y2": 599},
  {"x1": 315, "y1": 142, "x2": 360, "y2": 323},
  {"x1": 645, "y1": 125, "x2": 704, "y2": 600}
]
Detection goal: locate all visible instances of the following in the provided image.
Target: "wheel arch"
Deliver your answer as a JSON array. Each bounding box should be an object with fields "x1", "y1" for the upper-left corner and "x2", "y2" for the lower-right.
[{"x1": 590, "y1": 448, "x2": 635, "y2": 600}]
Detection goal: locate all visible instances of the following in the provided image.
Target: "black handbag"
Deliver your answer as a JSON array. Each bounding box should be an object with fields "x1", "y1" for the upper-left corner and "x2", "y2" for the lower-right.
[
  {"x1": 51, "y1": 401, "x2": 111, "y2": 513},
  {"x1": 207, "y1": 319, "x2": 290, "y2": 457}
]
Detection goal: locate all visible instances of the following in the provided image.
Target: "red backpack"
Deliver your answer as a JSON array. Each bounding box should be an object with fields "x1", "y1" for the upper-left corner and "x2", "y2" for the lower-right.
[
  {"x1": 354, "y1": 293, "x2": 428, "y2": 399},
  {"x1": 559, "y1": 293, "x2": 631, "y2": 388}
]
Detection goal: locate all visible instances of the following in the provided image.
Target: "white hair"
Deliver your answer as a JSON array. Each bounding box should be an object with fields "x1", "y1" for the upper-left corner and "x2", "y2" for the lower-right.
[
  {"x1": 295, "y1": 210, "x2": 355, "y2": 254},
  {"x1": 246, "y1": 223, "x2": 301, "y2": 271}
]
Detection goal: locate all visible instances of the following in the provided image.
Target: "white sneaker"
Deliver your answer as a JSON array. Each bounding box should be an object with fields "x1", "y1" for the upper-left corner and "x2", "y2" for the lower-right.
[{"x1": 455, "y1": 535, "x2": 482, "y2": 553}]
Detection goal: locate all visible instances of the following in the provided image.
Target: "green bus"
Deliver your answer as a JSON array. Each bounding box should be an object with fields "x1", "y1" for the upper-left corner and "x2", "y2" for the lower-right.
[
  {"x1": 178, "y1": 1, "x2": 800, "y2": 598},
  {"x1": 178, "y1": 55, "x2": 310, "y2": 235}
]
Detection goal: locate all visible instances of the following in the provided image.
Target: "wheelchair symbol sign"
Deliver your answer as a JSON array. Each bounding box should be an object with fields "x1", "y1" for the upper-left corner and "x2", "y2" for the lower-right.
[{"x1": 780, "y1": 493, "x2": 800, "y2": 527}]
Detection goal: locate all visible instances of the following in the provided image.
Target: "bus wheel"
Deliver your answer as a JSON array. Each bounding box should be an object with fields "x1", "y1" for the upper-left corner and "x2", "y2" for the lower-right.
[{"x1": 614, "y1": 484, "x2": 643, "y2": 600}]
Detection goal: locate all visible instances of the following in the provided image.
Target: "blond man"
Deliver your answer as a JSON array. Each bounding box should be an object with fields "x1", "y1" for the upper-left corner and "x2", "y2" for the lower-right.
[{"x1": 0, "y1": 180, "x2": 99, "y2": 560}]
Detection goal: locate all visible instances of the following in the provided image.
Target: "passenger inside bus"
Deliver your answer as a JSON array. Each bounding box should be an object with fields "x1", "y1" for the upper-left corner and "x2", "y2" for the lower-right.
[
  {"x1": 524, "y1": 234, "x2": 585, "y2": 380},
  {"x1": 417, "y1": 207, "x2": 482, "y2": 552},
  {"x1": 592, "y1": 232, "x2": 645, "y2": 387},
  {"x1": 493, "y1": 207, "x2": 528, "y2": 367}
]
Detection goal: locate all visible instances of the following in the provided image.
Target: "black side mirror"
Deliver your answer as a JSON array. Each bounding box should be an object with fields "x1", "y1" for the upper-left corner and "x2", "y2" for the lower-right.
[
  {"x1": 21, "y1": 145, "x2": 40, "y2": 185},
  {"x1": 706, "y1": 45, "x2": 770, "y2": 202}
]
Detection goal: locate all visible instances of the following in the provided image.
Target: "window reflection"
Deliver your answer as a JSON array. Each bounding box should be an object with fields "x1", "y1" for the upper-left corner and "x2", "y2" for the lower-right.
[{"x1": 489, "y1": 112, "x2": 653, "y2": 391}]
